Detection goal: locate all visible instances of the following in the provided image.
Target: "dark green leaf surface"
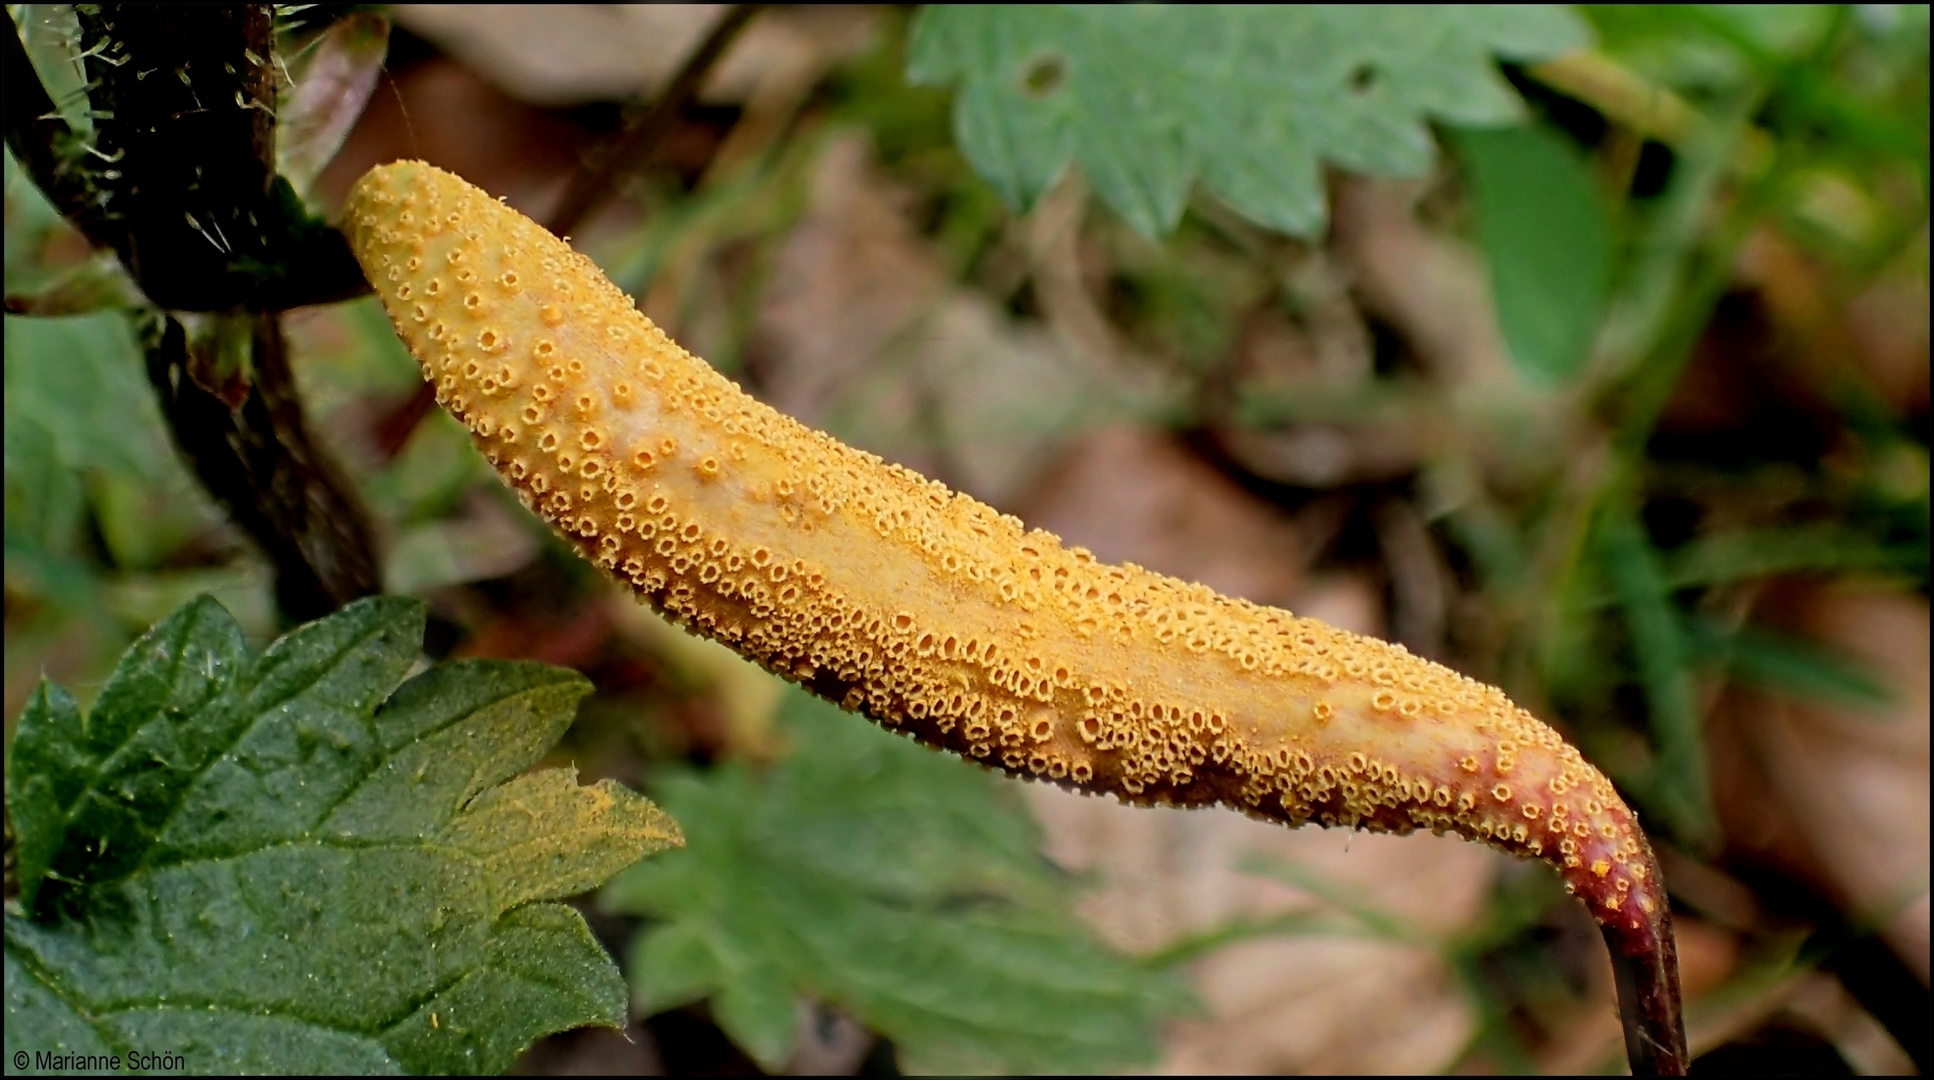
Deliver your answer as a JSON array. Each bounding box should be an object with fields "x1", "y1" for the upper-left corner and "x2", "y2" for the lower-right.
[
  {"x1": 4, "y1": 595, "x2": 682, "y2": 1075},
  {"x1": 908, "y1": 5, "x2": 1590, "y2": 237},
  {"x1": 1451, "y1": 123, "x2": 1614, "y2": 385},
  {"x1": 604, "y1": 690, "x2": 1191, "y2": 1074}
]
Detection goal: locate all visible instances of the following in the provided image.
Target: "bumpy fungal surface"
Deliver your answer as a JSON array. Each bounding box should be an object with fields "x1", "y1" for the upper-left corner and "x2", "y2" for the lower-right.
[{"x1": 345, "y1": 162, "x2": 1682, "y2": 1066}]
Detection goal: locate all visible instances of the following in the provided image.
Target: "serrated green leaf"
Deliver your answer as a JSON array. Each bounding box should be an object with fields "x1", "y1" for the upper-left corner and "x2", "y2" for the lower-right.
[
  {"x1": 323, "y1": 658, "x2": 609, "y2": 840},
  {"x1": 1450, "y1": 122, "x2": 1613, "y2": 385},
  {"x1": 908, "y1": 5, "x2": 1591, "y2": 237},
  {"x1": 440, "y1": 770, "x2": 682, "y2": 913},
  {"x1": 7, "y1": 595, "x2": 249, "y2": 907},
  {"x1": 4, "y1": 594, "x2": 682, "y2": 1076},
  {"x1": 4, "y1": 682, "x2": 84, "y2": 930},
  {"x1": 377, "y1": 903, "x2": 632, "y2": 1074},
  {"x1": 605, "y1": 690, "x2": 1190, "y2": 1074}
]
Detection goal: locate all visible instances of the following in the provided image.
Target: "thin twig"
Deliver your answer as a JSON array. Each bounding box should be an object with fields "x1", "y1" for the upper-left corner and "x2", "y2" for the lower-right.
[{"x1": 547, "y1": 3, "x2": 764, "y2": 237}]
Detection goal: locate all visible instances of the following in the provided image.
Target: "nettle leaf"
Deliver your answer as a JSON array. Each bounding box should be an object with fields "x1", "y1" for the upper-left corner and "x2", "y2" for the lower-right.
[
  {"x1": 604, "y1": 690, "x2": 1190, "y2": 1074},
  {"x1": 908, "y1": 4, "x2": 1591, "y2": 237},
  {"x1": 4, "y1": 595, "x2": 682, "y2": 1075}
]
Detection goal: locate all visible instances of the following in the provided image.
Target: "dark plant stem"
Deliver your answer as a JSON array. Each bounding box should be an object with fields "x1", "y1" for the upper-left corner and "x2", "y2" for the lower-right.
[
  {"x1": 1604, "y1": 918, "x2": 1690, "y2": 1075},
  {"x1": 143, "y1": 312, "x2": 380, "y2": 625},
  {"x1": 70, "y1": 5, "x2": 367, "y2": 311},
  {"x1": 373, "y1": 380, "x2": 443, "y2": 462},
  {"x1": 6, "y1": 5, "x2": 383, "y2": 623}
]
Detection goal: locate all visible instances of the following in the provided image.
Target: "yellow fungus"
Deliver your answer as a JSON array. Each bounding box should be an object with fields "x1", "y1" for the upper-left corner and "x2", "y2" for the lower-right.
[{"x1": 343, "y1": 160, "x2": 1675, "y2": 975}]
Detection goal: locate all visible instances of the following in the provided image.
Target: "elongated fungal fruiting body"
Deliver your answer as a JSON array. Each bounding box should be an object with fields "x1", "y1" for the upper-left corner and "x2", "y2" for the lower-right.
[{"x1": 345, "y1": 162, "x2": 1686, "y2": 1072}]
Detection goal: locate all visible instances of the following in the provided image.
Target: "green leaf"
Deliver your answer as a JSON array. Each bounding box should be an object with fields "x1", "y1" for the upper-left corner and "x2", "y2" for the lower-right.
[
  {"x1": 1450, "y1": 123, "x2": 1614, "y2": 384},
  {"x1": 1584, "y1": 5, "x2": 1835, "y2": 96},
  {"x1": 3, "y1": 414, "x2": 86, "y2": 564},
  {"x1": 1596, "y1": 505, "x2": 1714, "y2": 845},
  {"x1": 605, "y1": 690, "x2": 1191, "y2": 1074},
  {"x1": 1682, "y1": 615, "x2": 1894, "y2": 710},
  {"x1": 4, "y1": 594, "x2": 682, "y2": 1076},
  {"x1": 3, "y1": 313, "x2": 171, "y2": 482},
  {"x1": 2, "y1": 311, "x2": 226, "y2": 584},
  {"x1": 628, "y1": 922, "x2": 728, "y2": 1015},
  {"x1": 1662, "y1": 523, "x2": 1922, "y2": 589},
  {"x1": 908, "y1": 5, "x2": 1591, "y2": 237}
]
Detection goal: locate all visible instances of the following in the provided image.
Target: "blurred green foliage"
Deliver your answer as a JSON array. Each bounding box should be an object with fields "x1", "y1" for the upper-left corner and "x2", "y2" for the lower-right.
[
  {"x1": 5, "y1": 596, "x2": 678, "y2": 1073},
  {"x1": 1449, "y1": 123, "x2": 1613, "y2": 384},
  {"x1": 604, "y1": 690, "x2": 1191, "y2": 1073}
]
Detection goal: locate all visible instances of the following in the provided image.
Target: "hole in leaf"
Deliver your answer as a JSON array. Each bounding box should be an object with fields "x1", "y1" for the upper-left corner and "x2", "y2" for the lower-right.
[
  {"x1": 1021, "y1": 53, "x2": 1067, "y2": 99},
  {"x1": 1349, "y1": 64, "x2": 1378, "y2": 94}
]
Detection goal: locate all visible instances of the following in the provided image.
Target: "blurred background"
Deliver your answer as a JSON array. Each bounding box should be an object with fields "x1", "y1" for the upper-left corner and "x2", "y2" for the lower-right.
[{"x1": 5, "y1": 4, "x2": 1927, "y2": 1074}]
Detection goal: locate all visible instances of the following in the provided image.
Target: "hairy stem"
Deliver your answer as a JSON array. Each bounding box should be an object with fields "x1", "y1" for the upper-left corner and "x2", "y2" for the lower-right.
[
  {"x1": 141, "y1": 311, "x2": 381, "y2": 623},
  {"x1": 4, "y1": 6, "x2": 384, "y2": 623}
]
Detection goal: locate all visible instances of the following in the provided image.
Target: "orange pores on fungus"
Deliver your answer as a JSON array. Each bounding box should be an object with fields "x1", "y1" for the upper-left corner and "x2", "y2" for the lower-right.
[{"x1": 345, "y1": 161, "x2": 1688, "y2": 1074}]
